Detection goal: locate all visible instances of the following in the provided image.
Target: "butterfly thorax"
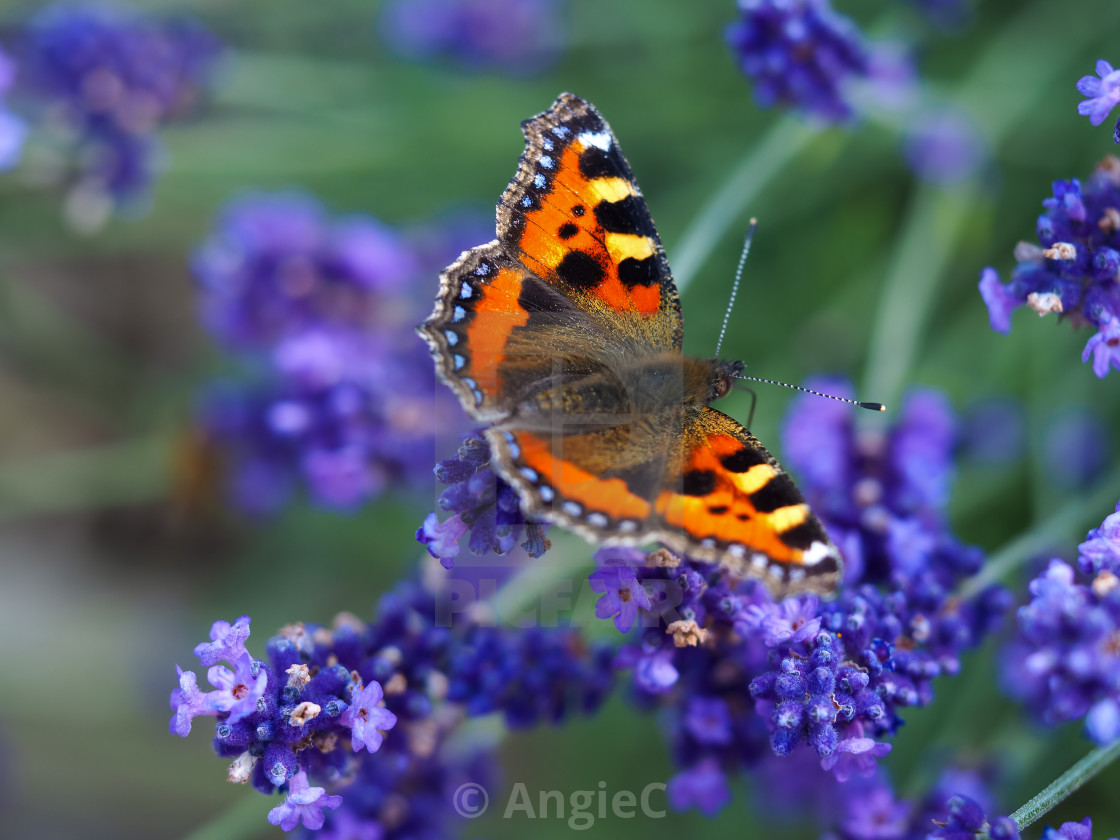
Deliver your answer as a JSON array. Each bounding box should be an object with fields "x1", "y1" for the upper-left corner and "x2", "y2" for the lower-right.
[{"x1": 509, "y1": 354, "x2": 745, "y2": 430}]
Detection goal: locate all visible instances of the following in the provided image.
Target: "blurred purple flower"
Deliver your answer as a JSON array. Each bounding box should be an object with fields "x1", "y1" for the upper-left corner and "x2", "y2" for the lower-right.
[
  {"x1": 380, "y1": 0, "x2": 566, "y2": 75},
  {"x1": 1043, "y1": 408, "x2": 1111, "y2": 489},
  {"x1": 195, "y1": 192, "x2": 462, "y2": 513},
  {"x1": 21, "y1": 3, "x2": 222, "y2": 207},
  {"x1": 1003, "y1": 549, "x2": 1120, "y2": 745},
  {"x1": 904, "y1": 106, "x2": 986, "y2": 185},
  {"x1": 960, "y1": 398, "x2": 1025, "y2": 465},
  {"x1": 726, "y1": 0, "x2": 912, "y2": 124},
  {"x1": 194, "y1": 193, "x2": 418, "y2": 350},
  {"x1": 0, "y1": 45, "x2": 26, "y2": 171},
  {"x1": 666, "y1": 759, "x2": 731, "y2": 816}
]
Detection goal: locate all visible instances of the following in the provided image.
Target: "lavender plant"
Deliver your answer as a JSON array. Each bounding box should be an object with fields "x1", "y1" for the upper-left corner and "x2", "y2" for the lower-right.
[{"x1": 161, "y1": 5, "x2": 1120, "y2": 840}]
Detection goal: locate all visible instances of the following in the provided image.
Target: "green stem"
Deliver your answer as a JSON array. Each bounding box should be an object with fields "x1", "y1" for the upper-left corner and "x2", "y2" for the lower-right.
[
  {"x1": 668, "y1": 116, "x2": 816, "y2": 293},
  {"x1": 957, "y1": 464, "x2": 1120, "y2": 600},
  {"x1": 1010, "y1": 739, "x2": 1120, "y2": 831}
]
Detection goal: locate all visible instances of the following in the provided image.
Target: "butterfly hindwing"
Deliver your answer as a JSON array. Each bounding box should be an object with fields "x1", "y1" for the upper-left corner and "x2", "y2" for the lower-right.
[{"x1": 488, "y1": 403, "x2": 841, "y2": 596}]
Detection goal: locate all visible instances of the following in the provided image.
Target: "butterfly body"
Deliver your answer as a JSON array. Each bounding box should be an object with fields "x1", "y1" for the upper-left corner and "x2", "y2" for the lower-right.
[{"x1": 420, "y1": 93, "x2": 842, "y2": 595}]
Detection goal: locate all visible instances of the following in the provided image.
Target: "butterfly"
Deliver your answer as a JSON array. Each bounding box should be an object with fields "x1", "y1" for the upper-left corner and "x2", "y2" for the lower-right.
[{"x1": 418, "y1": 93, "x2": 841, "y2": 595}]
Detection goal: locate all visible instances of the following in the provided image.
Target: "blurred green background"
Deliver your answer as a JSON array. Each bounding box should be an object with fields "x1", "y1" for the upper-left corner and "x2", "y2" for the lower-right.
[{"x1": 2, "y1": 0, "x2": 1120, "y2": 837}]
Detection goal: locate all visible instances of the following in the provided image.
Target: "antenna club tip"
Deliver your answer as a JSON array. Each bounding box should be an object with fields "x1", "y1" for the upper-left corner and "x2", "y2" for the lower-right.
[{"x1": 859, "y1": 402, "x2": 886, "y2": 412}]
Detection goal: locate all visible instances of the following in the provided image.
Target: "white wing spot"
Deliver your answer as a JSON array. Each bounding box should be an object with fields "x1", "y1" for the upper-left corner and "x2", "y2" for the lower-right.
[
  {"x1": 561, "y1": 501, "x2": 582, "y2": 517},
  {"x1": 533, "y1": 174, "x2": 546, "y2": 189},
  {"x1": 452, "y1": 306, "x2": 467, "y2": 322},
  {"x1": 444, "y1": 330, "x2": 458, "y2": 346},
  {"x1": 542, "y1": 138, "x2": 554, "y2": 151},
  {"x1": 539, "y1": 485, "x2": 554, "y2": 502},
  {"x1": 587, "y1": 513, "x2": 608, "y2": 528},
  {"x1": 802, "y1": 541, "x2": 834, "y2": 567},
  {"x1": 578, "y1": 131, "x2": 611, "y2": 151},
  {"x1": 619, "y1": 520, "x2": 638, "y2": 532},
  {"x1": 459, "y1": 281, "x2": 472, "y2": 299},
  {"x1": 453, "y1": 354, "x2": 466, "y2": 370},
  {"x1": 539, "y1": 155, "x2": 554, "y2": 169},
  {"x1": 520, "y1": 467, "x2": 539, "y2": 483}
]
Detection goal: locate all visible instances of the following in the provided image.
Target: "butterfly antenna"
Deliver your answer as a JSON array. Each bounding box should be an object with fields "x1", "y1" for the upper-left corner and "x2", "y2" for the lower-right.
[
  {"x1": 714, "y1": 218, "x2": 757, "y2": 359},
  {"x1": 733, "y1": 375, "x2": 886, "y2": 412}
]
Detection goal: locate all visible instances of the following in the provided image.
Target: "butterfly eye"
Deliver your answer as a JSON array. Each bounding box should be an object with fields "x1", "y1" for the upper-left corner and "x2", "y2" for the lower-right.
[{"x1": 713, "y1": 376, "x2": 732, "y2": 401}]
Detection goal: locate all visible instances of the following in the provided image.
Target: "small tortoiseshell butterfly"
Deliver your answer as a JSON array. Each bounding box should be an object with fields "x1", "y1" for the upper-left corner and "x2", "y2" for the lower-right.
[{"x1": 419, "y1": 93, "x2": 841, "y2": 595}]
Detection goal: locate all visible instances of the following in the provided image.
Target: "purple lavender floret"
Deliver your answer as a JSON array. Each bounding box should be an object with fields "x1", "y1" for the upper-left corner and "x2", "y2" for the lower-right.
[
  {"x1": 1003, "y1": 544, "x2": 1120, "y2": 745},
  {"x1": 589, "y1": 549, "x2": 654, "y2": 633},
  {"x1": 267, "y1": 771, "x2": 343, "y2": 832},
  {"x1": 1077, "y1": 60, "x2": 1120, "y2": 128},
  {"x1": 21, "y1": 3, "x2": 221, "y2": 204},
  {"x1": 172, "y1": 575, "x2": 615, "y2": 834},
  {"x1": 417, "y1": 433, "x2": 550, "y2": 567},
  {"x1": 726, "y1": 0, "x2": 870, "y2": 124},
  {"x1": 979, "y1": 157, "x2": 1120, "y2": 377}
]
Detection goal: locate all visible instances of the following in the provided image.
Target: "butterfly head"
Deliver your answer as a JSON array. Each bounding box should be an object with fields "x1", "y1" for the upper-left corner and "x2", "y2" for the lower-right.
[{"x1": 706, "y1": 359, "x2": 746, "y2": 403}]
